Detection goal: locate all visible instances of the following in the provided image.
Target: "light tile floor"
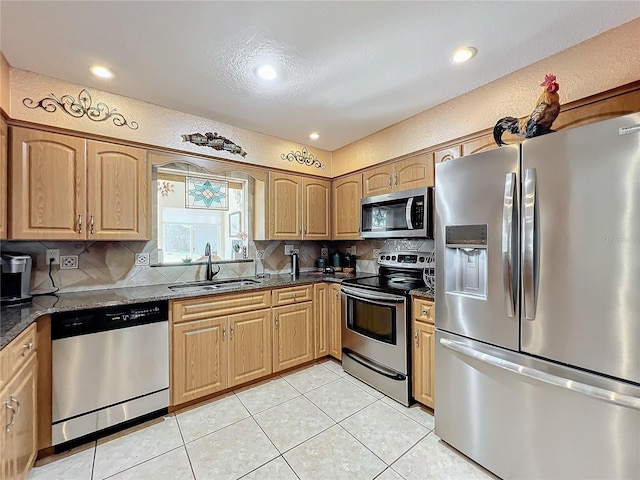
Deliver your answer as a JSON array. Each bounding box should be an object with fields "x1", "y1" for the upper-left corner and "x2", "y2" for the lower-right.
[{"x1": 29, "y1": 359, "x2": 497, "y2": 480}]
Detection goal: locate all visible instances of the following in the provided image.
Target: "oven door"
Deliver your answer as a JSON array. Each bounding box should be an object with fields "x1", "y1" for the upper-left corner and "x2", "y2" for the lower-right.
[{"x1": 341, "y1": 285, "x2": 408, "y2": 374}]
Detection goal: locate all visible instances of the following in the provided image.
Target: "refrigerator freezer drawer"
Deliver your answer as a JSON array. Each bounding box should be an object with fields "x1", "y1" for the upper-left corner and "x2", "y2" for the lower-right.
[{"x1": 435, "y1": 330, "x2": 640, "y2": 480}]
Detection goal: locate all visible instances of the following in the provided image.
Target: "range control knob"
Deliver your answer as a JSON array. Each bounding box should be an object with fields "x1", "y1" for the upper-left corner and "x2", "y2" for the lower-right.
[{"x1": 419, "y1": 257, "x2": 425, "y2": 263}]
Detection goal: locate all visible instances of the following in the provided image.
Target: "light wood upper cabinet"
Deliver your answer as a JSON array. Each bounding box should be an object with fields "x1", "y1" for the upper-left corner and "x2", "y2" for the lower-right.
[
  {"x1": 329, "y1": 283, "x2": 342, "y2": 360},
  {"x1": 434, "y1": 145, "x2": 461, "y2": 165},
  {"x1": 9, "y1": 127, "x2": 150, "y2": 241},
  {"x1": 394, "y1": 154, "x2": 434, "y2": 190},
  {"x1": 0, "y1": 119, "x2": 7, "y2": 240},
  {"x1": 313, "y1": 283, "x2": 329, "y2": 359},
  {"x1": 363, "y1": 154, "x2": 434, "y2": 197},
  {"x1": 86, "y1": 141, "x2": 149, "y2": 240},
  {"x1": 227, "y1": 309, "x2": 272, "y2": 387},
  {"x1": 268, "y1": 172, "x2": 330, "y2": 240},
  {"x1": 268, "y1": 172, "x2": 302, "y2": 240},
  {"x1": 461, "y1": 134, "x2": 498, "y2": 157},
  {"x1": 303, "y1": 178, "x2": 330, "y2": 240},
  {"x1": 0, "y1": 328, "x2": 37, "y2": 480},
  {"x1": 10, "y1": 128, "x2": 86, "y2": 240},
  {"x1": 272, "y1": 301, "x2": 314, "y2": 372},
  {"x1": 362, "y1": 164, "x2": 394, "y2": 197},
  {"x1": 331, "y1": 173, "x2": 362, "y2": 240}
]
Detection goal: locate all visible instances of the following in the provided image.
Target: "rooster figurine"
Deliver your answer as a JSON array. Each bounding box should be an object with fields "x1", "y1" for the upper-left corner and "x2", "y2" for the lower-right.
[{"x1": 493, "y1": 74, "x2": 560, "y2": 146}]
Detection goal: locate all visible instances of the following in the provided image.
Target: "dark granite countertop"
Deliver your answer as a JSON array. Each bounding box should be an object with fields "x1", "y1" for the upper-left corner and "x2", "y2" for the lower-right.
[
  {"x1": 409, "y1": 288, "x2": 435, "y2": 300},
  {"x1": 0, "y1": 272, "x2": 360, "y2": 350}
]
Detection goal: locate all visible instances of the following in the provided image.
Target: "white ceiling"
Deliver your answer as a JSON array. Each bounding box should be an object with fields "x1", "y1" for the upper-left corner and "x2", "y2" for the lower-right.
[{"x1": 1, "y1": 1, "x2": 638, "y2": 151}]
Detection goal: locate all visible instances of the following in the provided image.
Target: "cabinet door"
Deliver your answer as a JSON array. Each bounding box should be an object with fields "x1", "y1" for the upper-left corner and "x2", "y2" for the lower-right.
[
  {"x1": 412, "y1": 320, "x2": 435, "y2": 408},
  {"x1": 171, "y1": 317, "x2": 227, "y2": 405},
  {"x1": 1, "y1": 355, "x2": 37, "y2": 480},
  {"x1": 10, "y1": 128, "x2": 86, "y2": 240},
  {"x1": 313, "y1": 283, "x2": 329, "y2": 359},
  {"x1": 329, "y1": 284, "x2": 342, "y2": 360},
  {"x1": 394, "y1": 153, "x2": 434, "y2": 190},
  {"x1": 434, "y1": 145, "x2": 461, "y2": 165},
  {"x1": 0, "y1": 119, "x2": 7, "y2": 240},
  {"x1": 461, "y1": 134, "x2": 497, "y2": 157},
  {"x1": 269, "y1": 172, "x2": 302, "y2": 240},
  {"x1": 331, "y1": 173, "x2": 362, "y2": 240},
  {"x1": 228, "y1": 309, "x2": 272, "y2": 388},
  {"x1": 272, "y1": 302, "x2": 314, "y2": 372},
  {"x1": 87, "y1": 141, "x2": 150, "y2": 240},
  {"x1": 362, "y1": 164, "x2": 393, "y2": 197},
  {"x1": 303, "y1": 178, "x2": 330, "y2": 240}
]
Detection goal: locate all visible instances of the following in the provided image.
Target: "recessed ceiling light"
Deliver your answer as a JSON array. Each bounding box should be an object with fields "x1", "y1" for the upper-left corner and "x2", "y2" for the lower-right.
[
  {"x1": 451, "y1": 47, "x2": 477, "y2": 65},
  {"x1": 256, "y1": 65, "x2": 277, "y2": 80},
  {"x1": 309, "y1": 132, "x2": 320, "y2": 140},
  {"x1": 90, "y1": 65, "x2": 113, "y2": 78}
]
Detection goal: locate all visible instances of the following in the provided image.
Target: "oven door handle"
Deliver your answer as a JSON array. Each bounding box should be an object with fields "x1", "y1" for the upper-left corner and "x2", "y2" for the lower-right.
[
  {"x1": 340, "y1": 285, "x2": 406, "y2": 304},
  {"x1": 343, "y1": 348, "x2": 406, "y2": 381}
]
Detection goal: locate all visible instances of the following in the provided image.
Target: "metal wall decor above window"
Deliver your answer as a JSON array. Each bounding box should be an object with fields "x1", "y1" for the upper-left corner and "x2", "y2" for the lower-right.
[
  {"x1": 281, "y1": 146, "x2": 326, "y2": 170},
  {"x1": 182, "y1": 132, "x2": 247, "y2": 157},
  {"x1": 22, "y1": 89, "x2": 139, "y2": 129}
]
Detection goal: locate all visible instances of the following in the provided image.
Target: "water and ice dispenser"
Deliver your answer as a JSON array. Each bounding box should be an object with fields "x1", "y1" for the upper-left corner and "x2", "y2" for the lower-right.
[{"x1": 444, "y1": 224, "x2": 488, "y2": 299}]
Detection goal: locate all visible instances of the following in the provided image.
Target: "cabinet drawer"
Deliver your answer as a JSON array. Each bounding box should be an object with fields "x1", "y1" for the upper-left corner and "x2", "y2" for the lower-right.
[
  {"x1": 272, "y1": 285, "x2": 313, "y2": 306},
  {"x1": 171, "y1": 290, "x2": 271, "y2": 324},
  {"x1": 0, "y1": 323, "x2": 37, "y2": 387},
  {"x1": 413, "y1": 298, "x2": 435, "y2": 324}
]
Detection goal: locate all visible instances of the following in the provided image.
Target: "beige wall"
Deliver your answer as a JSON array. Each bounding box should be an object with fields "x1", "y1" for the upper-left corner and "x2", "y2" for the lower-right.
[
  {"x1": 7, "y1": 69, "x2": 334, "y2": 177},
  {"x1": 0, "y1": 52, "x2": 9, "y2": 115},
  {"x1": 332, "y1": 19, "x2": 640, "y2": 176}
]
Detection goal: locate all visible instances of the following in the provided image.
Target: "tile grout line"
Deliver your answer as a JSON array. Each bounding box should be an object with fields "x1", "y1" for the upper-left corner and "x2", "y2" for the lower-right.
[
  {"x1": 334, "y1": 422, "x2": 390, "y2": 470},
  {"x1": 90, "y1": 440, "x2": 97, "y2": 480},
  {"x1": 173, "y1": 410, "x2": 198, "y2": 480}
]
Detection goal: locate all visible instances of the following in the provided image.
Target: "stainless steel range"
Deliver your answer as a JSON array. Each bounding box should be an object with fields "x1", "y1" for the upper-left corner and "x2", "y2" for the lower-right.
[{"x1": 341, "y1": 250, "x2": 431, "y2": 406}]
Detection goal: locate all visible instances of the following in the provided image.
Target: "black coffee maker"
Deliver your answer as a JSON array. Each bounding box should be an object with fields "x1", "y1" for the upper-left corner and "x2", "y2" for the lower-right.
[{"x1": 0, "y1": 253, "x2": 33, "y2": 305}]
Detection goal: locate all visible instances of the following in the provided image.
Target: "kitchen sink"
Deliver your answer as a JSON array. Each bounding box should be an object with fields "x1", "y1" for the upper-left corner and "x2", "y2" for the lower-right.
[{"x1": 168, "y1": 278, "x2": 261, "y2": 292}]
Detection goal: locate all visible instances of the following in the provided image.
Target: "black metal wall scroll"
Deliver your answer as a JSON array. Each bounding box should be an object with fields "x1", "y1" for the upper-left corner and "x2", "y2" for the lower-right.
[
  {"x1": 281, "y1": 146, "x2": 326, "y2": 170},
  {"x1": 181, "y1": 132, "x2": 247, "y2": 157},
  {"x1": 23, "y1": 89, "x2": 139, "y2": 129}
]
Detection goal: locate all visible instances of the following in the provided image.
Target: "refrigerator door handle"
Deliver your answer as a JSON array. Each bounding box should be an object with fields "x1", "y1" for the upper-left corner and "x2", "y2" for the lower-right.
[
  {"x1": 439, "y1": 338, "x2": 640, "y2": 410},
  {"x1": 523, "y1": 167, "x2": 537, "y2": 320},
  {"x1": 502, "y1": 172, "x2": 517, "y2": 317}
]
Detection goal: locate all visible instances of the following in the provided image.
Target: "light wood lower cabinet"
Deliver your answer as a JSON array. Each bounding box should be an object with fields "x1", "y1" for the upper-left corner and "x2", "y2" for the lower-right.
[
  {"x1": 0, "y1": 325, "x2": 37, "y2": 480},
  {"x1": 227, "y1": 309, "x2": 272, "y2": 387},
  {"x1": 313, "y1": 284, "x2": 329, "y2": 359},
  {"x1": 170, "y1": 293, "x2": 272, "y2": 406},
  {"x1": 272, "y1": 302, "x2": 314, "y2": 372},
  {"x1": 329, "y1": 283, "x2": 342, "y2": 360},
  {"x1": 412, "y1": 298, "x2": 435, "y2": 408}
]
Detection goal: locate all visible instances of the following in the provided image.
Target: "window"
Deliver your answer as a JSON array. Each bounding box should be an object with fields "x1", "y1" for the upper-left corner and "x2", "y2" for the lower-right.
[{"x1": 156, "y1": 165, "x2": 248, "y2": 264}]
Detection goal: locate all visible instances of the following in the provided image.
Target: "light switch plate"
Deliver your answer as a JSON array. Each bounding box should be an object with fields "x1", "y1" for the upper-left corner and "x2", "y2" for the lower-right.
[
  {"x1": 135, "y1": 253, "x2": 150, "y2": 266},
  {"x1": 284, "y1": 245, "x2": 294, "y2": 255}
]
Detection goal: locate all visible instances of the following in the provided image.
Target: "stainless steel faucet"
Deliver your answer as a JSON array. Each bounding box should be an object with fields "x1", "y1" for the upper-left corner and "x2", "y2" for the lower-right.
[{"x1": 204, "y1": 242, "x2": 213, "y2": 281}]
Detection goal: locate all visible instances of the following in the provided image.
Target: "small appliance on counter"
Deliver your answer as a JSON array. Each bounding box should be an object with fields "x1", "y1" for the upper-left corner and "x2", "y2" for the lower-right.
[
  {"x1": 290, "y1": 252, "x2": 300, "y2": 278},
  {"x1": 0, "y1": 253, "x2": 33, "y2": 306}
]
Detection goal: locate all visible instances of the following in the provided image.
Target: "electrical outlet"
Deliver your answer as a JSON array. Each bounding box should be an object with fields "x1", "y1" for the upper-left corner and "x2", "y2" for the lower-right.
[
  {"x1": 350, "y1": 245, "x2": 356, "y2": 256},
  {"x1": 135, "y1": 253, "x2": 150, "y2": 266},
  {"x1": 46, "y1": 249, "x2": 60, "y2": 265},
  {"x1": 373, "y1": 248, "x2": 381, "y2": 258},
  {"x1": 284, "y1": 244, "x2": 294, "y2": 255},
  {"x1": 256, "y1": 250, "x2": 265, "y2": 259},
  {"x1": 60, "y1": 255, "x2": 79, "y2": 269},
  {"x1": 321, "y1": 248, "x2": 328, "y2": 257},
  {"x1": 346, "y1": 247, "x2": 351, "y2": 255}
]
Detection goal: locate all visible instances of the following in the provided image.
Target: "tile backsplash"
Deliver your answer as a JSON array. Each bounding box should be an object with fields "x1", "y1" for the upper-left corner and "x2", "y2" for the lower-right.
[{"x1": 1, "y1": 239, "x2": 387, "y2": 294}]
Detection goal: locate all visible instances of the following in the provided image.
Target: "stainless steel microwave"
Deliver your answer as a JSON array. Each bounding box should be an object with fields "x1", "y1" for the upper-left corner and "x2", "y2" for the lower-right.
[{"x1": 360, "y1": 187, "x2": 433, "y2": 238}]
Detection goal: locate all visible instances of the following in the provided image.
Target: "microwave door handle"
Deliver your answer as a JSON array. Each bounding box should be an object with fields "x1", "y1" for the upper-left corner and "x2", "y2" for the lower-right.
[
  {"x1": 502, "y1": 172, "x2": 517, "y2": 317},
  {"x1": 405, "y1": 197, "x2": 413, "y2": 229}
]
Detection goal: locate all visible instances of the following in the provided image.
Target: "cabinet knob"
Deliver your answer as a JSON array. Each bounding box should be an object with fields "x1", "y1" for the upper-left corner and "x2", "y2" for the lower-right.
[
  {"x1": 222, "y1": 325, "x2": 226, "y2": 340},
  {"x1": 90, "y1": 215, "x2": 95, "y2": 234},
  {"x1": 77, "y1": 214, "x2": 83, "y2": 234},
  {"x1": 299, "y1": 226, "x2": 302, "y2": 235},
  {"x1": 415, "y1": 331, "x2": 419, "y2": 347},
  {"x1": 5, "y1": 402, "x2": 16, "y2": 432},
  {"x1": 422, "y1": 308, "x2": 430, "y2": 317},
  {"x1": 230, "y1": 323, "x2": 234, "y2": 339},
  {"x1": 22, "y1": 342, "x2": 33, "y2": 356},
  {"x1": 274, "y1": 315, "x2": 279, "y2": 329}
]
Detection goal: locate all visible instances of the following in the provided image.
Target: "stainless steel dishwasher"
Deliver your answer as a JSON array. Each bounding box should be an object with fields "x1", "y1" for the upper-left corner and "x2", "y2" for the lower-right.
[{"x1": 51, "y1": 301, "x2": 169, "y2": 448}]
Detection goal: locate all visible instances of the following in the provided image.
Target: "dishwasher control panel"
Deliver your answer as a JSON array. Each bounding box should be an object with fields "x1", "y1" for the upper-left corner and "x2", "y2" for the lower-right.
[{"x1": 52, "y1": 301, "x2": 168, "y2": 339}]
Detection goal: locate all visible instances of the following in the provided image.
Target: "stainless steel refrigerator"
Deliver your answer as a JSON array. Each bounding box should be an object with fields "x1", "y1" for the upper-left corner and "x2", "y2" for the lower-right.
[{"x1": 434, "y1": 113, "x2": 640, "y2": 479}]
